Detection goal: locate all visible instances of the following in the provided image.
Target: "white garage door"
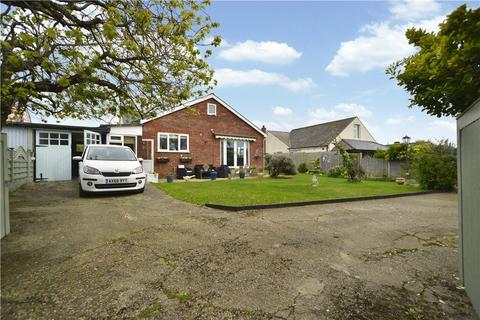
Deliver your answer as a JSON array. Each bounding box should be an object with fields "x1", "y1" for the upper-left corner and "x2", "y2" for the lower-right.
[{"x1": 35, "y1": 131, "x2": 72, "y2": 181}]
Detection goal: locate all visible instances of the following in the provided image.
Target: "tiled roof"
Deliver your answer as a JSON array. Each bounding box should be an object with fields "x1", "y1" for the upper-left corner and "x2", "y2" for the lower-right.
[
  {"x1": 340, "y1": 139, "x2": 387, "y2": 151},
  {"x1": 289, "y1": 117, "x2": 356, "y2": 149},
  {"x1": 268, "y1": 130, "x2": 290, "y2": 146}
]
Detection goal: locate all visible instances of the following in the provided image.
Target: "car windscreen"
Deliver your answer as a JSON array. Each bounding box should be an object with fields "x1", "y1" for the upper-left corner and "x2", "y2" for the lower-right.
[{"x1": 86, "y1": 146, "x2": 137, "y2": 161}]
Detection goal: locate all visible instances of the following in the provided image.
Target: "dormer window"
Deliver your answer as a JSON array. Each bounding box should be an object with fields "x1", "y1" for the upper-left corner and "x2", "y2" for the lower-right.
[{"x1": 207, "y1": 103, "x2": 217, "y2": 116}]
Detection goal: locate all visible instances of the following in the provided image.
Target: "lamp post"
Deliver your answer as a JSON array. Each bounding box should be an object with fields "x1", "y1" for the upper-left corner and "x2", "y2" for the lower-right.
[{"x1": 402, "y1": 135, "x2": 411, "y2": 178}]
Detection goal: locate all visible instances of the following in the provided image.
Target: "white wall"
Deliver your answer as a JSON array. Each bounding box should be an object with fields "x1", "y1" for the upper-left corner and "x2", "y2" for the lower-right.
[
  {"x1": 266, "y1": 132, "x2": 289, "y2": 153},
  {"x1": 109, "y1": 126, "x2": 142, "y2": 136},
  {"x1": 338, "y1": 117, "x2": 376, "y2": 142},
  {"x1": 1, "y1": 127, "x2": 33, "y2": 150}
]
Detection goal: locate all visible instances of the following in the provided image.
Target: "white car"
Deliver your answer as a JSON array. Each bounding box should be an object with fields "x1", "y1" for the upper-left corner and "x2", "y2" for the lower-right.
[{"x1": 73, "y1": 144, "x2": 146, "y2": 197}]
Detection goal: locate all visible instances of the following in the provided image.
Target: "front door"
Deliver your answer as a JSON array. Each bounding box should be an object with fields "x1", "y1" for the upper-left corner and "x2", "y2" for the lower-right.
[{"x1": 141, "y1": 139, "x2": 154, "y2": 173}]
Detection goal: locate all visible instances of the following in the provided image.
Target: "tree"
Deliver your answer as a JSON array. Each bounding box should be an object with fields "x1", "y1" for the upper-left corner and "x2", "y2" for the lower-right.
[
  {"x1": 375, "y1": 141, "x2": 433, "y2": 161},
  {"x1": 0, "y1": 0, "x2": 220, "y2": 124},
  {"x1": 387, "y1": 4, "x2": 480, "y2": 117}
]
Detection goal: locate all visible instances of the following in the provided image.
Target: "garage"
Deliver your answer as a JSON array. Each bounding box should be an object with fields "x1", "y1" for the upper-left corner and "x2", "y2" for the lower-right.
[{"x1": 2, "y1": 123, "x2": 109, "y2": 182}]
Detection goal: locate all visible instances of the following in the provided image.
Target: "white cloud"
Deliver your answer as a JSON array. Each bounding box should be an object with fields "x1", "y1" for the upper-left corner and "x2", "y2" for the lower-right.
[
  {"x1": 214, "y1": 68, "x2": 314, "y2": 92},
  {"x1": 272, "y1": 106, "x2": 292, "y2": 116},
  {"x1": 386, "y1": 115, "x2": 415, "y2": 125},
  {"x1": 430, "y1": 119, "x2": 456, "y2": 132},
  {"x1": 308, "y1": 103, "x2": 373, "y2": 123},
  {"x1": 218, "y1": 40, "x2": 302, "y2": 64},
  {"x1": 326, "y1": 0, "x2": 446, "y2": 77},
  {"x1": 390, "y1": 0, "x2": 441, "y2": 21}
]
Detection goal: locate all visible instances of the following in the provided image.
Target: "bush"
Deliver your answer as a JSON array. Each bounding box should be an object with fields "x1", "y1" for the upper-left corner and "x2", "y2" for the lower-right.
[
  {"x1": 268, "y1": 155, "x2": 297, "y2": 177},
  {"x1": 327, "y1": 166, "x2": 345, "y2": 178},
  {"x1": 298, "y1": 162, "x2": 308, "y2": 173},
  {"x1": 411, "y1": 140, "x2": 457, "y2": 190}
]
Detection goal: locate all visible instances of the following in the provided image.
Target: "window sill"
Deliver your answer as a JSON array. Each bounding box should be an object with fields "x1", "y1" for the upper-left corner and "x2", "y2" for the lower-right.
[{"x1": 157, "y1": 150, "x2": 190, "y2": 153}]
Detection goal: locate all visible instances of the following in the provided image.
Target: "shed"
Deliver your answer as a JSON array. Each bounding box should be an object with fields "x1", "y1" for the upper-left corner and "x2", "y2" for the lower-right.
[{"x1": 457, "y1": 97, "x2": 480, "y2": 316}]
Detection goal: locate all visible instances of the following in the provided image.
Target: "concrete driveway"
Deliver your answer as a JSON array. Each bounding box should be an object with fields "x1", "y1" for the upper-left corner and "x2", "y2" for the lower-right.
[{"x1": 1, "y1": 181, "x2": 475, "y2": 319}]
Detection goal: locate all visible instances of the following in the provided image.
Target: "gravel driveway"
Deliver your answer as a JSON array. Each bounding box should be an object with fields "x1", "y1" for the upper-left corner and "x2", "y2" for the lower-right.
[{"x1": 1, "y1": 181, "x2": 475, "y2": 319}]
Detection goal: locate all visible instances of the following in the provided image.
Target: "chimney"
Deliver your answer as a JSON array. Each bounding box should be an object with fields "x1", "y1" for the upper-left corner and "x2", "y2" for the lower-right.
[{"x1": 261, "y1": 125, "x2": 267, "y2": 133}]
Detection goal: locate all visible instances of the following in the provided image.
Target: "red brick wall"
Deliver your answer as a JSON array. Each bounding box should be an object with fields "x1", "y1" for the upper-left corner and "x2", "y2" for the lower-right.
[{"x1": 142, "y1": 98, "x2": 265, "y2": 178}]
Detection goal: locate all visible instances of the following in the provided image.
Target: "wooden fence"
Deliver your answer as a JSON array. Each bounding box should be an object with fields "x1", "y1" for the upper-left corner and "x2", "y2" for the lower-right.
[
  {"x1": 273, "y1": 151, "x2": 406, "y2": 178},
  {"x1": 6, "y1": 145, "x2": 34, "y2": 191},
  {"x1": 1, "y1": 133, "x2": 34, "y2": 238}
]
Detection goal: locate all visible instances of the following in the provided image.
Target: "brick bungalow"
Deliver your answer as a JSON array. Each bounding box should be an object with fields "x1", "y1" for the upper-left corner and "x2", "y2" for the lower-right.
[{"x1": 141, "y1": 94, "x2": 266, "y2": 178}]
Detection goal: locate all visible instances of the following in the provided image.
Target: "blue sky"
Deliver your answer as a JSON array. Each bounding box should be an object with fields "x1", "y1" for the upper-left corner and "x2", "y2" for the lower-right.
[{"x1": 38, "y1": 0, "x2": 479, "y2": 144}]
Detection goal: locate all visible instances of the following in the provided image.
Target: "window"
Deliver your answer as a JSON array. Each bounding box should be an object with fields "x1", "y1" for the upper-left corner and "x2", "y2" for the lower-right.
[
  {"x1": 86, "y1": 146, "x2": 136, "y2": 161},
  {"x1": 207, "y1": 103, "x2": 217, "y2": 116},
  {"x1": 157, "y1": 132, "x2": 189, "y2": 152},
  {"x1": 354, "y1": 124, "x2": 361, "y2": 139},
  {"x1": 221, "y1": 139, "x2": 249, "y2": 167},
  {"x1": 38, "y1": 131, "x2": 69, "y2": 146},
  {"x1": 108, "y1": 135, "x2": 123, "y2": 145},
  {"x1": 85, "y1": 132, "x2": 101, "y2": 145}
]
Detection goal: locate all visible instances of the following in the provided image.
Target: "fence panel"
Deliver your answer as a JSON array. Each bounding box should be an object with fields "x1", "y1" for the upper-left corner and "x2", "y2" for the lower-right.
[
  {"x1": 274, "y1": 151, "x2": 406, "y2": 178},
  {"x1": 6, "y1": 146, "x2": 34, "y2": 191}
]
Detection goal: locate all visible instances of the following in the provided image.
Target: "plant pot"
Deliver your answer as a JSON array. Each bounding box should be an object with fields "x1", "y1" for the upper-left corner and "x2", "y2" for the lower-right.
[
  {"x1": 210, "y1": 171, "x2": 217, "y2": 181},
  {"x1": 395, "y1": 177, "x2": 405, "y2": 185},
  {"x1": 147, "y1": 172, "x2": 158, "y2": 183},
  {"x1": 166, "y1": 175, "x2": 174, "y2": 183},
  {"x1": 239, "y1": 172, "x2": 245, "y2": 179},
  {"x1": 179, "y1": 157, "x2": 192, "y2": 163},
  {"x1": 156, "y1": 157, "x2": 169, "y2": 163}
]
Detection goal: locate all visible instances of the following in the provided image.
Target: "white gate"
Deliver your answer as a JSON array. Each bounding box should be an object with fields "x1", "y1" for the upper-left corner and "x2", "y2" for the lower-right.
[
  {"x1": 35, "y1": 131, "x2": 71, "y2": 181},
  {"x1": 141, "y1": 139, "x2": 154, "y2": 173}
]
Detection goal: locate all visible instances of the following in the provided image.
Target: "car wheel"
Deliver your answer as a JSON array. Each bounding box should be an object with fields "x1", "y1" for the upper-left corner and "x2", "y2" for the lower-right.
[{"x1": 79, "y1": 185, "x2": 88, "y2": 197}]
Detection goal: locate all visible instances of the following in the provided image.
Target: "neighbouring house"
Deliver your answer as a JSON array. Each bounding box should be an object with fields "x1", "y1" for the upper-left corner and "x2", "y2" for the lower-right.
[
  {"x1": 265, "y1": 116, "x2": 385, "y2": 157},
  {"x1": 265, "y1": 130, "x2": 290, "y2": 154},
  {"x1": 457, "y1": 97, "x2": 480, "y2": 316},
  {"x1": 141, "y1": 94, "x2": 266, "y2": 178}
]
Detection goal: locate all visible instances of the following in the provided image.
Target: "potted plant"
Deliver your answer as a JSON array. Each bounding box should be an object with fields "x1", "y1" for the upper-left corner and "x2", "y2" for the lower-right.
[
  {"x1": 179, "y1": 155, "x2": 192, "y2": 163},
  {"x1": 239, "y1": 166, "x2": 246, "y2": 179},
  {"x1": 166, "y1": 166, "x2": 174, "y2": 183},
  {"x1": 156, "y1": 156, "x2": 169, "y2": 163},
  {"x1": 249, "y1": 165, "x2": 258, "y2": 177},
  {"x1": 147, "y1": 171, "x2": 159, "y2": 183}
]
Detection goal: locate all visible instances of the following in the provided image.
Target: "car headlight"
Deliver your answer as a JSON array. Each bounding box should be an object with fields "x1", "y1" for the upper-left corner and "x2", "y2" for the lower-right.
[
  {"x1": 132, "y1": 166, "x2": 143, "y2": 174},
  {"x1": 83, "y1": 165, "x2": 101, "y2": 175}
]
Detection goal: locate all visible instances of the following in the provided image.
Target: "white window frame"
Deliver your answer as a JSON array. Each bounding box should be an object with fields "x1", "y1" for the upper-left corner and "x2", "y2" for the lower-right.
[
  {"x1": 37, "y1": 131, "x2": 71, "y2": 146},
  {"x1": 207, "y1": 103, "x2": 217, "y2": 116},
  {"x1": 221, "y1": 139, "x2": 249, "y2": 167},
  {"x1": 354, "y1": 124, "x2": 361, "y2": 139},
  {"x1": 157, "y1": 132, "x2": 189, "y2": 152},
  {"x1": 84, "y1": 130, "x2": 101, "y2": 145},
  {"x1": 108, "y1": 134, "x2": 124, "y2": 145}
]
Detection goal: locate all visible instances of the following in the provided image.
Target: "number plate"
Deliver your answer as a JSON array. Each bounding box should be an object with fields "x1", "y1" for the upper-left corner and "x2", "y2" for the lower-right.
[{"x1": 105, "y1": 178, "x2": 128, "y2": 184}]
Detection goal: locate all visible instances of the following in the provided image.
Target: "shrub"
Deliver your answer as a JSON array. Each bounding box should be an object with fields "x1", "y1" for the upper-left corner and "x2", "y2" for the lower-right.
[
  {"x1": 411, "y1": 140, "x2": 457, "y2": 190},
  {"x1": 298, "y1": 162, "x2": 308, "y2": 173},
  {"x1": 327, "y1": 166, "x2": 345, "y2": 178},
  {"x1": 336, "y1": 144, "x2": 363, "y2": 182},
  {"x1": 268, "y1": 155, "x2": 297, "y2": 177}
]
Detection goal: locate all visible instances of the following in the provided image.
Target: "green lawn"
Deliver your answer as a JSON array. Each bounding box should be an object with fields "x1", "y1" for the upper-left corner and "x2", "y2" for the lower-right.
[{"x1": 155, "y1": 174, "x2": 422, "y2": 206}]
